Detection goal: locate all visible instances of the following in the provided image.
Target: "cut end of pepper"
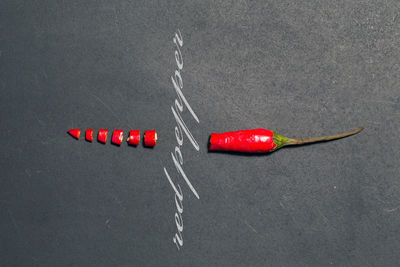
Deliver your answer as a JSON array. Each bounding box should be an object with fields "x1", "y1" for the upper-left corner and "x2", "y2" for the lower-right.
[
  {"x1": 68, "y1": 129, "x2": 81, "y2": 140},
  {"x1": 112, "y1": 129, "x2": 124, "y2": 146},
  {"x1": 85, "y1": 129, "x2": 93, "y2": 142},
  {"x1": 98, "y1": 129, "x2": 108, "y2": 144},
  {"x1": 208, "y1": 133, "x2": 220, "y2": 151},
  {"x1": 144, "y1": 130, "x2": 157, "y2": 147}
]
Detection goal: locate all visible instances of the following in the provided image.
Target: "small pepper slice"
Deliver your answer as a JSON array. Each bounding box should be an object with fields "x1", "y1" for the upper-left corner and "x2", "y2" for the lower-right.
[
  {"x1": 68, "y1": 129, "x2": 81, "y2": 140},
  {"x1": 85, "y1": 129, "x2": 93, "y2": 142},
  {"x1": 127, "y1": 130, "x2": 140, "y2": 146},
  {"x1": 98, "y1": 129, "x2": 108, "y2": 144},
  {"x1": 112, "y1": 129, "x2": 124, "y2": 145},
  {"x1": 144, "y1": 130, "x2": 157, "y2": 147}
]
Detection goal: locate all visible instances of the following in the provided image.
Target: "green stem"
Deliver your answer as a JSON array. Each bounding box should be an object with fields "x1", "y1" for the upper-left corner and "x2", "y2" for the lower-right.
[{"x1": 286, "y1": 126, "x2": 364, "y2": 146}]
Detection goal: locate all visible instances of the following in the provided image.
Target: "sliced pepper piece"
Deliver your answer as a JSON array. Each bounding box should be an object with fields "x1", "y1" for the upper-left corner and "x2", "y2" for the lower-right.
[
  {"x1": 127, "y1": 130, "x2": 140, "y2": 146},
  {"x1": 144, "y1": 130, "x2": 157, "y2": 147},
  {"x1": 85, "y1": 129, "x2": 93, "y2": 142},
  {"x1": 98, "y1": 129, "x2": 108, "y2": 144},
  {"x1": 112, "y1": 129, "x2": 124, "y2": 145},
  {"x1": 68, "y1": 129, "x2": 81, "y2": 140}
]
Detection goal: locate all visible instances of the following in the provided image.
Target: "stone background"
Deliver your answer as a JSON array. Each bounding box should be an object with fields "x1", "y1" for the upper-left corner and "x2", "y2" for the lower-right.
[{"x1": 1, "y1": 0, "x2": 399, "y2": 266}]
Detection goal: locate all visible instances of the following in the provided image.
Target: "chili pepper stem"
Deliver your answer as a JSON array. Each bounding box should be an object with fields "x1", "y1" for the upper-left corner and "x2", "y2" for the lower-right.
[{"x1": 285, "y1": 126, "x2": 364, "y2": 146}]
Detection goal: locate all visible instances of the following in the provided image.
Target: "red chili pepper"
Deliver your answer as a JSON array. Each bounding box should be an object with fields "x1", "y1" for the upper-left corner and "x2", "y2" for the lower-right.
[
  {"x1": 209, "y1": 127, "x2": 364, "y2": 153},
  {"x1": 112, "y1": 129, "x2": 124, "y2": 145},
  {"x1": 67, "y1": 129, "x2": 81, "y2": 140},
  {"x1": 85, "y1": 129, "x2": 93, "y2": 142},
  {"x1": 144, "y1": 130, "x2": 157, "y2": 147},
  {"x1": 98, "y1": 129, "x2": 108, "y2": 144},
  {"x1": 127, "y1": 130, "x2": 140, "y2": 146}
]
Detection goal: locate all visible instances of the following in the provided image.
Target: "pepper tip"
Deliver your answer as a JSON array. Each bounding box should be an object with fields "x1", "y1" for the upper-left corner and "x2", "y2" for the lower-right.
[{"x1": 68, "y1": 129, "x2": 81, "y2": 140}]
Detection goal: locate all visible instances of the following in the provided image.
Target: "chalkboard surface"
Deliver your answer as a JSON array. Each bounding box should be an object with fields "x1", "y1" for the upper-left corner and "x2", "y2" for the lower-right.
[{"x1": 1, "y1": 1, "x2": 400, "y2": 266}]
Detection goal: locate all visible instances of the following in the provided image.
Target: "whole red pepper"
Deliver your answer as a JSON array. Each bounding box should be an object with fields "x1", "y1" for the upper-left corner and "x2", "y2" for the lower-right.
[
  {"x1": 209, "y1": 127, "x2": 364, "y2": 153},
  {"x1": 209, "y1": 129, "x2": 276, "y2": 153}
]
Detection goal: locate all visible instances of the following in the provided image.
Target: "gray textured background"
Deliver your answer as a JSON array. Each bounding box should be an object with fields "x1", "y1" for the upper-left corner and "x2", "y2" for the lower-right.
[{"x1": 1, "y1": 0, "x2": 400, "y2": 266}]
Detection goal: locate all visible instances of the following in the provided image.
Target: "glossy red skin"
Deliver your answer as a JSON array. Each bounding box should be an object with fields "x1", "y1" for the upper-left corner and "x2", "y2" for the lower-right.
[
  {"x1": 209, "y1": 129, "x2": 277, "y2": 153},
  {"x1": 68, "y1": 129, "x2": 81, "y2": 140},
  {"x1": 85, "y1": 129, "x2": 93, "y2": 142},
  {"x1": 128, "y1": 130, "x2": 140, "y2": 146},
  {"x1": 144, "y1": 130, "x2": 157, "y2": 147},
  {"x1": 98, "y1": 129, "x2": 108, "y2": 144},
  {"x1": 112, "y1": 129, "x2": 124, "y2": 145}
]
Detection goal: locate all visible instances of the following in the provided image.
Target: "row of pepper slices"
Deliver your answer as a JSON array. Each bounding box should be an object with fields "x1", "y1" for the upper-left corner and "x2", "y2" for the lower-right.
[{"x1": 67, "y1": 129, "x2": 157, "y2": 147}]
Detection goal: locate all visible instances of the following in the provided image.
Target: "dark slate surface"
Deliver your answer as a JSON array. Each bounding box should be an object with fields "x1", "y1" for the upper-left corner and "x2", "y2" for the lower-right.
[{"x1": 1, "y1": 0, "x2": 400, "y2": 266}]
